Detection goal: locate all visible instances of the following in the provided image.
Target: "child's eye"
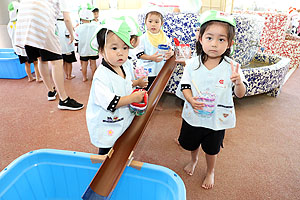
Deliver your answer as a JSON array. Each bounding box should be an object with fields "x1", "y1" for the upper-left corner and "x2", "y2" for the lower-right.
[
  {"x1": 112, "y1": 47, "x2": 117, "y2": 50},
  {"x1": 206, "y1": 37, "x2": 212, "y2": 40},
  {"x1": 219, "y1": 38, "x2": 225, "y2": 42},
  {"x1": 123, "y1": 46, "x2": 128, "y2": 50}
]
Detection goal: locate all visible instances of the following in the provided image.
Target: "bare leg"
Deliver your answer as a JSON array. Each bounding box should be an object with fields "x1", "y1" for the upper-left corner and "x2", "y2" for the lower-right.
[
  {"x1": 25, "y1": 62, "x2": 35, "y2": 81},
  {"x1": 38, "y1": 58, "x2": 54, "y2": 91},
  {"x1": 66, "y1": 62, "x2": 75, "y2": 80},
  {"x1": 202, "y1": 154, "x2": 217, "y2": 190},
  {"x1": 50, "y1": 59, "x2": 68, "y2": 100},
  {"x1": 90, "y1": 60, "x2": 97, "y2": 78},
  {"x1": 63, "y1": 61, "x2": 68, "y2": 79},
  {"x1": 81, "y1": 60, "x2": 88, "y2": 82},
  {"x1": 184, "y1": 147, "x2": 200, "y2": 176},
  {"x1": 33, "y1": 60, "x2": 42, "y2": 82}
]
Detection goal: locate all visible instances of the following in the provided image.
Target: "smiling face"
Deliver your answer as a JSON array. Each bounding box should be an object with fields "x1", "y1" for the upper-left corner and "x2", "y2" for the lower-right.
[
  {"x1": 145, "y1": 13, "x2": 162, "y2": 34},
  {"x1": 101, "y1": 32, "x2": 129, "y2": 68},
  {"x1": 199, "y1": 22, "x2": 231, "y2": 59}
]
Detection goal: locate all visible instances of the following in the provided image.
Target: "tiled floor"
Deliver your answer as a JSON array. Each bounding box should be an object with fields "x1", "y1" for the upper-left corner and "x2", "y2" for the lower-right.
[{"x1": 1, "y1": 59, "x2": 300, "y2": 200}]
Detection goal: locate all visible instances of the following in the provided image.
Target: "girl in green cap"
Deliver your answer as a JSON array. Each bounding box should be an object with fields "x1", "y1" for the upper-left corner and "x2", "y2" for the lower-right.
[
  {"x1": 87, "y1": 18, "x2": 147, "y2": 155},
  {"x1": 176, "y1": 10, "x2": 247, "y2": 189}
]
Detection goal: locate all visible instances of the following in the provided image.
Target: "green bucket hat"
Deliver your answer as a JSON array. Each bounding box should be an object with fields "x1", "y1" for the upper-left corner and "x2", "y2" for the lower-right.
[
  {"x1": 8, "y1": 1, "x2": 19, "y2": 22},
  {"x1": 199, "y1": 10, "x2": 236, "y2": 27},
  {"x1": 122, "y1": 16, "x2": 142, "y2": 37},
  {"x1": 90, "y1": 17, "x2": 133, "y2": 52}
]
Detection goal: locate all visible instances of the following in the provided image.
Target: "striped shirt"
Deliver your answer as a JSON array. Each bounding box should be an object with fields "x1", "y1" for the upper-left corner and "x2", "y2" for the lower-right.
[{"x1": 15, "y1": 0, "x2": 68, "y2": 55}]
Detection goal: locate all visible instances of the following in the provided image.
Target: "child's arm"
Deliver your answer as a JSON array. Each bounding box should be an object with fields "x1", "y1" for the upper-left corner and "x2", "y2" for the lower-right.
[
  {"x1": 116, "y1": 90, "x2": 146, "y2": 108},
  {"x1": 182, "y1": 89, "x2": 205, "y2": 112},
  {"x1": 140, "y1": 52, "x2": 163, "y2": 62},
  {"x1": 230, "y1": 61, "x2": 246, "y2": 98},
  {"x1": 132, "y1": 77, "x2": 148, "y2": 88}
]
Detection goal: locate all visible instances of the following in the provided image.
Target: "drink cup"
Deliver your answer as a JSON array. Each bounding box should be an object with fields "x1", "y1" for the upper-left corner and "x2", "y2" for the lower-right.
[
  {"x1": 195, "y1": 91, "x2": 216, "y2": 118},
  {"x1": 175, "y1": 44, "x2": 191, "y2": 61},
  {"x1": 158, "y1": 44, "x2": 170, "y2": 60}
]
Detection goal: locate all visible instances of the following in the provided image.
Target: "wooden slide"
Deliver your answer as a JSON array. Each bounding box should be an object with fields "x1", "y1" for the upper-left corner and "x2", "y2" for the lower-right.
[{"x1": 82, "y1": 56, "x2": 177, "y2": 200}]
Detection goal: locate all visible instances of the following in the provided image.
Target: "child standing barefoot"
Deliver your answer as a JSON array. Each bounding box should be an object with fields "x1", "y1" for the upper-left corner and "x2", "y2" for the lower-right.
[{"x1": 176, "y1": 10, "x2": 247, "y2": 189}]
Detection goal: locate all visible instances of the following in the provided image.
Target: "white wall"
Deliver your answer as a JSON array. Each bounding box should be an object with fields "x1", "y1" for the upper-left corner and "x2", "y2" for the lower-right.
[{"x1": 0, "y1": 0, "x2": 13, "y2": 48}]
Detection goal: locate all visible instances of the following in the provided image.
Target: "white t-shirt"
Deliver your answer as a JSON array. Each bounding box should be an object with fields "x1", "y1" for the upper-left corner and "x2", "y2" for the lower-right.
[{"x1": 75, "y1": 23, "x2": 99, "y2": 57}]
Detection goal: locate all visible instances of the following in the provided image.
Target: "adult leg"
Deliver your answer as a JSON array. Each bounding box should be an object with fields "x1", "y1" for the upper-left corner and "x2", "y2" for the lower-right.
[
  {"x1": 38, "y1": 57, "x2": 55, "y2": 91},
  {"x1": 81, "y1": 60, "x2": 88, "y2": 82},
  {"x1": 49, "y1": 59, "x2": 68, "y2": 101},
  {"x1": 184, "y1": 147, "x2": 200, "y2": 176},
  {"x1": 202, "y1": 154, "x2": 217, "y2": 189}
]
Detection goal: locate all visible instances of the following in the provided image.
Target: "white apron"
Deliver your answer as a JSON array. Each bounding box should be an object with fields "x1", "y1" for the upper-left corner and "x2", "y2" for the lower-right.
[
  {"x1": 176, "y1": 56, "x2": 246, "y2": 130},
  {"x1": 86, "y1": 63, "x2": 135, "y2": 148}
]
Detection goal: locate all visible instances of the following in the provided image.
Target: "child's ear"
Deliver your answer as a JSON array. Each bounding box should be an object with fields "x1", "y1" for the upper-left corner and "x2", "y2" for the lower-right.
[{"x1": 229, "y1": 40, "x2": 234, "y2": 48}]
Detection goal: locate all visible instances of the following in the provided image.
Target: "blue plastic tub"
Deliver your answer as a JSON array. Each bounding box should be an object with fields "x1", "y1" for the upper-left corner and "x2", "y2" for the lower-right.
[
  {"x1": 0, "y1": 49, "x2": 34, "y2": 79},
  {"x1": 0, "y1": 149, "x2": 186, "y2": 200}
]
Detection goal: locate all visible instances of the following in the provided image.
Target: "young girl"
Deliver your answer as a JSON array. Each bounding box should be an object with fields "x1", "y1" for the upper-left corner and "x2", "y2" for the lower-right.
[
  {"x1": 176, "y1": 10, "x2": 247, "y2": 189},
  {"x1": 87, "y1": 17, "x2": 146, "y2": 155},
  {"x1": 75, "y1": 5, "x2": 99, "y2": 82},
  {"x1": 136, "y1": 10, "x2": 174, "y2": 110}
]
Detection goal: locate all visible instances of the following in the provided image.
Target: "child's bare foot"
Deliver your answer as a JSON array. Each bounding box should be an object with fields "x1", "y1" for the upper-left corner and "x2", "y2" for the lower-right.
[
  {"x1": 67, "y1": 75, "x2": 76, "y2": 80},
  {"x1": 82, "y1": 77, "x2": 88, "y2": 82},
  {"x1": 184, "y1": 160, "x2": 198, "y2": 176},
  {"x1": 201, "y1": 172, "x2": 214, "y2": 189},
  {"x1": 155, "y1": 105, "x2": 163, "y2": 111},
  {"x1": 36, "y1": 78, "x2": 43, "y2": 82},
  {"x1": 28, "y1": 76, "x2": 36, "y2": 82}
]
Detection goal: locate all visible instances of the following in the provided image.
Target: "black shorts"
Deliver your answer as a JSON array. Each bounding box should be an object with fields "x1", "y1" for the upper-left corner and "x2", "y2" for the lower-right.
[
  {"x1": 98, "y1": 147, "x2": 111, "y2": 155},
  {"x1": 62, "y1": 51, "x2": 77, "y2": 63},
  {"x1": 178, "y1": 119, "x2": 225, "y2": 155},
  {"x1": 25, "y1": 45, "x2": 62, "y2": 62},
  {"x1": 17, "y1": 55, "x2": 28, "y2": 64},
  {"x1": 80, "y1": 55, "x2": 99, "y2": 61}
]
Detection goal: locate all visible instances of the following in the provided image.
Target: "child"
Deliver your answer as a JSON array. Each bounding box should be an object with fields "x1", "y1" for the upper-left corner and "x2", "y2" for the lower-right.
[
  {"x1": 7, "y1": 1, "x2": 42, "y2": 82},
  {"x1": 92, "y1": 8, "x2": 100, "y2": 24},
  {"x1": 136, "y1": 9, "x2": 174, "y2": 110},
  {"x1": 75, "y1": 5, "x2": 99, "y2": 82},
  {"x1": 56, "y1": 15, "x2": 77, "y2": 80},
  {"x1": 87, "y1": 17, "x2": 146, "y2": 155},
  {"x1": 176, "y1": 10, "x2": 247, "y2": 189}
]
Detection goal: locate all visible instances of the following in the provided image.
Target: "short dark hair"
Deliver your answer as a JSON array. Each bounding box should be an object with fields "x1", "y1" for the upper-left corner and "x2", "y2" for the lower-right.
[
  {"x1": 145, "y1": 11, "x2": 164, "y2": 24},
  {"x1": 92, "y1": 8, "x2": 99, "y2": 13}
]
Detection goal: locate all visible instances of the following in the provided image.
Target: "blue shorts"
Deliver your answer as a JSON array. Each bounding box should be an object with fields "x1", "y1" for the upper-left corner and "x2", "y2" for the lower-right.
[{"x1": 178, "y1": 119, "x2": 225, "y2": 155}]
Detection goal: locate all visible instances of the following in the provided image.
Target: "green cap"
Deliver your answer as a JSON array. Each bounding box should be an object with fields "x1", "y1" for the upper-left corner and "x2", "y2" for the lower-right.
[
  {"x1": 78, "y1": 3, "x2": 94, "y2": 20},
  {"x1": 8, "y1": 1, "x2": 19, "y2": 22},
  {"x1": 90, "y1": 17, "x2": 133, "y2": 52},
  {"x1": 199, "y1": 10, "x2": 236, "y2": 27},
  {"x1": 123, "y1": 16, "x2": 142, "y2": 37}
]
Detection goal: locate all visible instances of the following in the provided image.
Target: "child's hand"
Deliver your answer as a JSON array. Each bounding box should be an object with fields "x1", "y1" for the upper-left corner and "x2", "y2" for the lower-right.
[
  {"x1": 189, "y1": 96, "x2": 205, "y2": 113},
  {"x1": 137, "y1": 76, "x2": 148, "y2": 88},
  {"x1": 165, "y1": 49, "x2": 174, "y2": 60},
  {"x1": 151, "y1": 51, "x2": 163, "y2": 62},
  {"x1": 230, "y1": 61, "x2": 242, "y2": 85},
  {"x1": 131, "y1": 90, "x2": 147, "y2": 103}
]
